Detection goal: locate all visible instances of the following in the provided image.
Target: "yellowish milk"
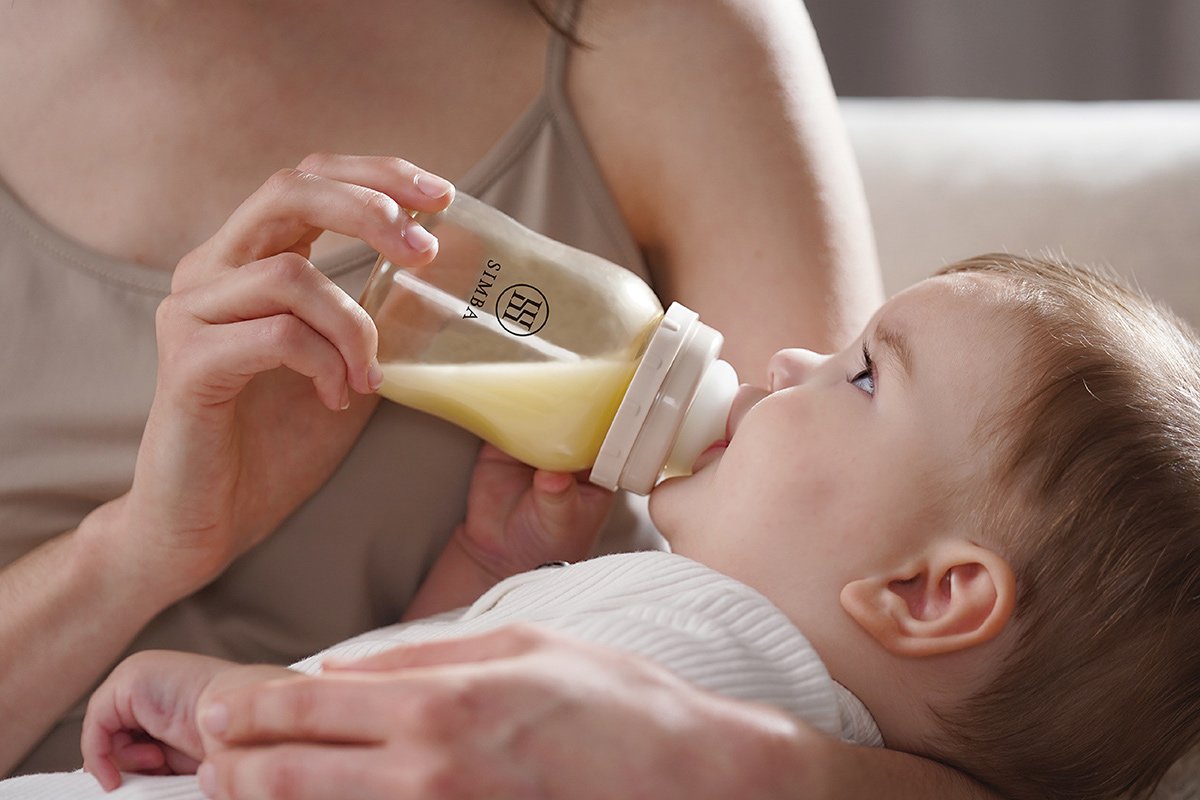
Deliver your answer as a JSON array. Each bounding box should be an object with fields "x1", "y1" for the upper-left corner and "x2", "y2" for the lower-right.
[{"x1": 377, "y1": 359, "x2": 638, "y2": 472}]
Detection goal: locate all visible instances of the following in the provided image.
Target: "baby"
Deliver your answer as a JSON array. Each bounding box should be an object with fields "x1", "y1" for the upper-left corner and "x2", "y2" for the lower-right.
[{"x1": 80, "y1": 254, "x2": 1200, "y2": 800}]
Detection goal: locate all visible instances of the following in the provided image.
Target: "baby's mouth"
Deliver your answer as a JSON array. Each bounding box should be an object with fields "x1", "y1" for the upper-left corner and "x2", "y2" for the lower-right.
[
  {"x1": 691, "y1": 440, "x2": 728, "y2": 473},
  {"x1": 690, "y1": 385, "x2": 769, "y2": 473},
  {"x1": 726, "y1": 384, "x2": 770, "y2": 441}
]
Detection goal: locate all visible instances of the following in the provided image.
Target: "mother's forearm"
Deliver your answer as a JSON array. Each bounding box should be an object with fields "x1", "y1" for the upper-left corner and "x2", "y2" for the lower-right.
[
  {"x1": 0, "y1": 505, "x2": 169, "y2": 775},
  {"x1": 818, "y1": 739, "x2": 1003, "y2": 800}
]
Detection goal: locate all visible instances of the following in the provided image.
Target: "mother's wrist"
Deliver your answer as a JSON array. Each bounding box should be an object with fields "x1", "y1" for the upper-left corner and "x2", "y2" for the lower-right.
[{"x1": 72, "y1": 497, "x2": 204, "y2": 614}]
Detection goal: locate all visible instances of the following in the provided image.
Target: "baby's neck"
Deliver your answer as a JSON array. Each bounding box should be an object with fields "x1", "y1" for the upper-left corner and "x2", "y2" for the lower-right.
[{"x1": 812, "y1": 625, "x2": 983, "y2": 755}]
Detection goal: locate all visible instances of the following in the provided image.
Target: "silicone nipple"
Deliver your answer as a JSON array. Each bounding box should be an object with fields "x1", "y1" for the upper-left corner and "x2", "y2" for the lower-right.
[
  {"x1": 591, "y1": 303, "x2": 734, "y2": 494},
  {"x1": 662, "y1": 359, "x2": 738, "y2": 476}
]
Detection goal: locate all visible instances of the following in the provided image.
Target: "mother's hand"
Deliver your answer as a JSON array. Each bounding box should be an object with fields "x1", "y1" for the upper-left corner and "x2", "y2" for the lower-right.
[
  {"x1": 195, "y1": 626, "x2": 830, "y2": 800},
  {"x1": 92, "y1": 154, "x2": 455, "y2": 603}
]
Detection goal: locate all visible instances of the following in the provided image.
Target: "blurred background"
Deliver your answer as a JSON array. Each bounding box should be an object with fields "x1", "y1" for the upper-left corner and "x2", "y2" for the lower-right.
[
  {"x1": 796, "y1": 0, "x2": 1200, "y2": 324},
  {"x1": 806, "y1": 0, "x2": 1200, "y2": 100}
]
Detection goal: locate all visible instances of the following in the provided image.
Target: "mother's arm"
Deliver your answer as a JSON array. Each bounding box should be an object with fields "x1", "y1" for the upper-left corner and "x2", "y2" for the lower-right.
[
  {"x1": 199, "y1": 627, "x2": 1002, "y2": 800},
  {"x1": 819, "y1": 742, "x2": 1003, "y2": 800},
  {"x1": 0, "y1": 517, "x2": 170, "y2": 774},
  {"x1": 575, "y1": 0, "x2": 884, "y2": 375}
]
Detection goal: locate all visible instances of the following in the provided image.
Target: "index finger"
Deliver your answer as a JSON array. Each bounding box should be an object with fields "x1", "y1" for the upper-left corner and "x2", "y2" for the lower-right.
[
  {"x1": 213, "y1": 170, "x2": 442, "y2": 267},
  {"x1": 296, "y1": 153, "x2": 455, "y2": 211},
  {"x1": 201, "y1": 674, "x2": 401, "y2": 746},
  {"x1": 321, "y1": 625, "x2": 561, "y2": 673},
  {"x1": 181, "y1": 156, "x2": 455, "y2": 287}
]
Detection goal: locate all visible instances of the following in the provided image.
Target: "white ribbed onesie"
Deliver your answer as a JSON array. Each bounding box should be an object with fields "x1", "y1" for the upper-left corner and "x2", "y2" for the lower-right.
[{"x1": 0, "y1": 551, "x2": 880, "y2": 799}]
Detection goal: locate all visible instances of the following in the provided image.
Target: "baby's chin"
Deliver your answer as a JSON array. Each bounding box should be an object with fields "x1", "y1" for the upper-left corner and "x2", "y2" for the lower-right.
[{"x1": 647, "y1": 456, "x2": 723, "y2": 547}]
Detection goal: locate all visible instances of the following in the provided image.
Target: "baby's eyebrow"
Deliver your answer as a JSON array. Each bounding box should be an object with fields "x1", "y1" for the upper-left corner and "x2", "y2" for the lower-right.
[{"x1": 875, "y1": 322, "x2": 914, "y2": 381}]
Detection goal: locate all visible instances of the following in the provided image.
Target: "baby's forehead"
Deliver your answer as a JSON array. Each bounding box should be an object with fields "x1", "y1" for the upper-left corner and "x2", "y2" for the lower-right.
[
  {"x1": 885, "y1": 275, "x2": 1034, "y2": 463},
  {"x1": 900, "y1": 271, "x2": 1014, "y2": 310},
  {"x1": 878, "y1": 273, "x2": 1023, "y2": 350}
]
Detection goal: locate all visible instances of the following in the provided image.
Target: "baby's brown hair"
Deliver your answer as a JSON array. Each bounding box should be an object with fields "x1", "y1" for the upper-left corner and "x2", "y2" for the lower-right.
[{"x1": 929, "y1": 254, "x2": 1200, "y2": 799}]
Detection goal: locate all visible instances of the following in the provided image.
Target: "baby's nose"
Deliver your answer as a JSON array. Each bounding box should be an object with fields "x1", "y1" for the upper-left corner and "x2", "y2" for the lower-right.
[{"x1": 767, "y1": 348, "x2": 826, "y2": 391}]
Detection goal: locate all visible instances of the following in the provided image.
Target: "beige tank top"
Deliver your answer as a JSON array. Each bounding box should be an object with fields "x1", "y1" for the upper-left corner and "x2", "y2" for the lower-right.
[{"x1": 0, "y1": 1, "x2": 657, "y2": 773}]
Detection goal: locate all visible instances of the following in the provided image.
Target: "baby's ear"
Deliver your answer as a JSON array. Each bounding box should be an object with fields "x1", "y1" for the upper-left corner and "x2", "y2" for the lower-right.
[{"x1": 839, "y1": 540, "x2": 1015, "y2": 658}]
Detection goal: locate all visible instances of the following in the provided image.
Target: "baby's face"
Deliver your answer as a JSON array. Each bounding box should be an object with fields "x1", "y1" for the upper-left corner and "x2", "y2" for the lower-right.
[{"x1": 650, "y1": 273, "x2": 1022, "y2": 628}]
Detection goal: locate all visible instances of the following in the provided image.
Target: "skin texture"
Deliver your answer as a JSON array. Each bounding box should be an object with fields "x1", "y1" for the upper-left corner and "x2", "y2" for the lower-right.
[{"x1": 0, "y1": 1, "x2": 1004, "y2": 796}]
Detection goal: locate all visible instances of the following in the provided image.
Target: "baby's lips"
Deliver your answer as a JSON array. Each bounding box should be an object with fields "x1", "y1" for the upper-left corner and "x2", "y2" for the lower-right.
[
  {"x1": 691, "y1": 439, "x2": 729, "y2": 473},
  {"x1": 726, "y1": 384, "x2": 769, "y2": 440}
]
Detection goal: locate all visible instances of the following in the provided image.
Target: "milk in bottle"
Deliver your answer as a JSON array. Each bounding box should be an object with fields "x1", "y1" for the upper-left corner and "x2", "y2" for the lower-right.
[{"x1": 358, "y1": 193, "x2": 736, "y2": 494}]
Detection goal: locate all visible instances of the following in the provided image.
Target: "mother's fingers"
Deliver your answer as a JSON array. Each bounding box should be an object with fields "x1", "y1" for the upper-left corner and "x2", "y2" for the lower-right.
[
  {"x1": 202, "y1": 670, "x2": 492, "y2": 750},
  {"x1": 200, "y1": 744, "x2": 420, "y2": 800},
  {"x1": 169, "y1": 315, "x2": 353, "y2": 412},
  {"x1": 215, "y1": 155, "x2": 454, "y2": 267},
  {"x1": 322, "y1": 624, "x2": 560, "y2": 673},
  {"x1": 295, "y1": 153, "x2": 455, "y2": 212},
  {"x1": 210, "y1": 167, "x2": 435, "y2": 269},
  {"x1": 202, "y1": 676, "x2": 399, "y2": 747},
  {"x1": 174, "y1": 253, "x2": 379, "y2": 395}
]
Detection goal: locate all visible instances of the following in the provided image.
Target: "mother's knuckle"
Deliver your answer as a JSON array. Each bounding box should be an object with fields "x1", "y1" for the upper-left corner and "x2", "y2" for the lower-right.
[
  {"x1": 172, "y1": 248, "x2": 205, "y2": 285},
  {"x1": 265, "y1": 167, "x2": 307, "y2": 194},
  {"x1": 263, "y1": 313, "x2": 303, "y2": 347},
  {"x1": 154, "y1": 292, "x2": 183, "y2": 328},
  {"x1": 154, "y1": 299, "x2": 199, "y2": 357},
  {"x1": 417, "y1": 754, "x2": 469, "y2": 800},
  {"x1": 261, "y1": 755, "x2": 305, "y2": 799},
  {"x1": 262, "y1": 251, "x2": 312, "y2": 284},
  {"x1": 383, "y1": 156, "x2": 415, "y2": 177},
  {"x1": 282, "y1": 682, "x2": 321, "y2": 734},
  {"x1": 415, "y1": 684, "x2": 476, "y2": 735},
  {"x1": 296, "y1": 152, "x2": 334, "y2": 173},
  {"x1": 409, "y1": 689, "x2": 450, "y2": 729},
  {"x1": 358, "y1": 187, "x2": 401, "y2": 227}
]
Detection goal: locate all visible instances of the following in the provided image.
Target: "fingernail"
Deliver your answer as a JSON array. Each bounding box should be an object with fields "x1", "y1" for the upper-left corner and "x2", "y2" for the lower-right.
[
  {"x1": 197, "y1": 762, "x2": 216, "y2": 797},
  {"x1": 367, "y1": 357, "x2": 384, "y2": 391},
  {"x1": 340, "y1": 384, "x2": 351, "y2": 410},
  {"x1": 414, "y1": 172, "x2": 453, "y2": 199},
  {"x1": 401, "y1": 220, "x2": 438, "y2": 254},
  {"x1": 201, "y1": 702, "x2": 228, "y2": 736}
]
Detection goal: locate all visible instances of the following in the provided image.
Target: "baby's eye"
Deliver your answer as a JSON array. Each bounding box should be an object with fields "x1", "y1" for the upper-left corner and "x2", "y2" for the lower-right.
[
  {"x1": 848, "y1": 343, "x2": 876, "y2": 396},
  {"x1": 850, "y1": 368, "x2": 875, "y2": 395}
]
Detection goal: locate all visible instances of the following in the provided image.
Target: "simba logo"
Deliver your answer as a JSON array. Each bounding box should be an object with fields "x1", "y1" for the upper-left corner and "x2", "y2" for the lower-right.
[
  {"x1": 462, "y1": 259, "x2": 502, "y2": 320},
  {"x1": 496, "y1": 284, "x2": 549, "y2": 336}
]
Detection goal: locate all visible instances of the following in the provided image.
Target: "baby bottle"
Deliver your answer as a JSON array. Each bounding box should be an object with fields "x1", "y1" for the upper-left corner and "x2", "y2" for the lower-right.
[{"x1": 358, "y1": 193, "x2": 737, "y2": 495}]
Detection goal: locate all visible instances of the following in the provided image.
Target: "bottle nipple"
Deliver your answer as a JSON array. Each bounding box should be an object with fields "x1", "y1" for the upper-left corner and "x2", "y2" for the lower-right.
[
  {"x1": 661, "y1": 358, "x2": 738, "y2": 477},
  {"x1": 590, "y1": 304, "x2": 737, "y2": 494}
]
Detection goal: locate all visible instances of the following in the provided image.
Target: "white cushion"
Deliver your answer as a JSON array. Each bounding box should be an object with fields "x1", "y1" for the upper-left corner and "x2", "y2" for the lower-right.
[{"x1": 844, "y1": 98, "x2": 1200, "y2": 327}]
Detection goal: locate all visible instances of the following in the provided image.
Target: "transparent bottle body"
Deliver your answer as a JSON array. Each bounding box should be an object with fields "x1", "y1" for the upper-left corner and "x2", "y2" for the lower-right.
[{"x1": 359, "y1": 194, "x2": 665, "y2": 472}]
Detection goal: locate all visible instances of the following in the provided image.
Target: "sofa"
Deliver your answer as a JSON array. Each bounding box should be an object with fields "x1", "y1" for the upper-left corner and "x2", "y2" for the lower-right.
[{"x1": 845, "y1": 98, "x2": 1200, "y2": 320}]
